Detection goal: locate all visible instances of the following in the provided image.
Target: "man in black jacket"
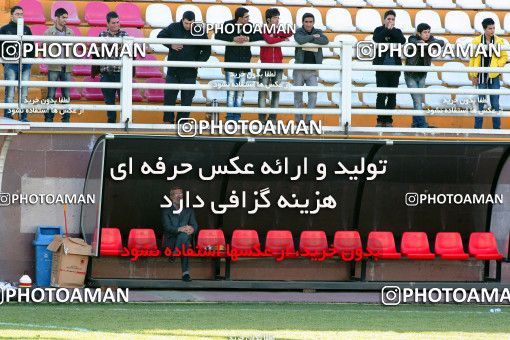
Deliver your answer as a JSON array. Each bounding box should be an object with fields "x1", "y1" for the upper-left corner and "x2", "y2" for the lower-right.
[
  {"x1": 405, "y1": 23, "x2": 444, "y2": 128},
  {"x1": 215, "y1": 7, "x2": 263, "y2": 121},
  {"x1": 158, "y1": 11, "x2": 211, "y2": 124},
  {"x1": 0, "y1": 6, "x2": 35, "y2": 122},
  {"x1": 161, "y1": 186, "x2": 198, "y2": 282},
  {"x1": 372, "y1": 10, "x2": 406, "y2": 127}
]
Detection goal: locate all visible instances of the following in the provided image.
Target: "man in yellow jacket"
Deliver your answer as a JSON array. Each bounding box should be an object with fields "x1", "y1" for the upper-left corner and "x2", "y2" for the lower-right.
[{"x1": 468, "y1": 18, "x2": 508, "y2": 129}]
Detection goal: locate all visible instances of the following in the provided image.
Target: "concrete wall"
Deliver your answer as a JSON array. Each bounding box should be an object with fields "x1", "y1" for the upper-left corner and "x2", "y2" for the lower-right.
[{"x1": 0, "y1": 134, "x2": 99, "y2": 282}]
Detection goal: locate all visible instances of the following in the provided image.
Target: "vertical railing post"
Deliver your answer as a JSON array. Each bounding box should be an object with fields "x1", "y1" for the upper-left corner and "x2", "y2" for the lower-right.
[
  {"x1": 340, "y1": 42, "x2": 353, "y2": 129},
  {"x1": 17, "y1": 18, "x2": 24, "y2": 119},
  {"x1": 120, "y1": 36, "x2": 133, "y2": 124}
]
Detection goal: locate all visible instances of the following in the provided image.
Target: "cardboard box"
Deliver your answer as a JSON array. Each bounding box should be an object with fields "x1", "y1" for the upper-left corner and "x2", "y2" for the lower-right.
[{"x1": 47, "y1": 235, "x2": 92, "y2": 288}]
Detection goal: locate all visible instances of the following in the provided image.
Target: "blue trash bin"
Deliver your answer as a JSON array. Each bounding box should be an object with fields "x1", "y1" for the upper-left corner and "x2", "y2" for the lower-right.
[{"x1": 33, "y1": 226, "x2": 63, "y2": 287}]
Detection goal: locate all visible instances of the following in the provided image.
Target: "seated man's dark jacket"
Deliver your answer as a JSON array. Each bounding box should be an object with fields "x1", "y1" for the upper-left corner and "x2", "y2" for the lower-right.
[{"x1": 161, "y1": 206, "x2": 199, "y2": 247}]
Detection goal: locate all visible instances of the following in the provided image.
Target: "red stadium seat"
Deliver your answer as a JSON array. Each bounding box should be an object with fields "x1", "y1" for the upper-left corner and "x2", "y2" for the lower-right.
[
  {"x1": 400, "y1": 232, "x2": 435, "y2": 260},
  {"x1": 29, "y1": 24, "x2": 47, "y2": 36},
  {"x1": 144, "y1": 78, "x2": 165, "y2": 102},
  {"x1": 333, "y1": 230, "x2": 362, "y2": 252},
  {"x1": 87, "y1": 26, "x2": 106, "y2": 38},
  {"x1": 19, "y1": 0, "x2": 46, "y2": 24},
  {"x1": 72, "y1": 57, "x2": 92, "y2": 76},
  {"x1": 299, "y1": 231, "x2": 328, "y2": 252},
  {"x1": 127, "y1": 228, "x2": 158, "y2": 250},
  {"x1": 197, "y1": 229, "x2": 226, "y2": 250},
  {"x1": 112, "y1": 80, "x2": 144, "y2": 102},
  {"x1": 367, "y1": 231, "x2": 401, "y2": 259},
  {"x1": 130, "y1": 80, "x2": 144, "y2": 102},
  {"x1": 55, "y1": 80, "x2": 82, "y2": 101},
  {"x1": 51, "y1": 1, "x2": 81, "y2": 25},
  {"x1": 135, "y1": 55, "x2": 163, "y2": 78},
  {"x1": 100, "y1": 228, "x2": 123, "y2": 256},
  {"x1": 265, "y1": 230, "x2": 295, "y2": 255},
  {"x1": 82, "y1": 76, "x2": 104, "y2": 101},
  {"x1": 124, "y1": 27, "x2": 144, "y2": 38},
  {"x1": 84, "y1": 2, "x2": 109, "y2": 26},
  {"x1": 468, "y1": 232, "x2": 503, "y2": 260},
  {"x1": 39, "y1": 64, "x2": 48, "y2": 74},
  {"x1": 231, "y1": 229, "x2": 260, "y2": 251},
  {"x1": 29, "y1": 24, "x2": 46, "y2": 52},
  {"x1": 69, "y1": 26, "x2": 82, "y2": 36},
  {"x1": 434, "y1": 232, "x2": 469, "y2": 260},
  {"x1": 116, "y1": 3, "x2": 145, "y2": 28}
]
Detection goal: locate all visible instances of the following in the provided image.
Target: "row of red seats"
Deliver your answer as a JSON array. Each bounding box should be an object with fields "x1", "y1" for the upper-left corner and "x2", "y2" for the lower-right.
[
  {"x1": 30, "y1": 26, "x2": 146, "y2": 44},
  {"x1": 19, "y1": 0, "x2": 144, "y2": 27},
  {"x1": 98, "y1": 228, "x2": 503, "y2": 261}
]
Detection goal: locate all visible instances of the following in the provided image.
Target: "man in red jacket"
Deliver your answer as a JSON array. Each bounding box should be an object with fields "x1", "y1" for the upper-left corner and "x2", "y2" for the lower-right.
[{"x1": 258, "y1": 8, "x2": 293, "y2": 123}]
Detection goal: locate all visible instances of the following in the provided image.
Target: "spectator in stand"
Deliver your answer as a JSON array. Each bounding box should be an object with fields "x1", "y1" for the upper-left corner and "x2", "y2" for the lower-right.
[
  {"x1": 0, "y1": 6, "x2": 34, "y2": 122},
  {"x1": 91, "y1": 11, "x2": 128, "y2": 123},
  {"x1": 44, "y1": 8, "x2": 75, "y2": 122},
  {"x1": 404, "y1": 23, "x2": 444, "y2": 128},
  {"x1": 372, "y1": 10, "x2": 405, "y2": 128},
  {"x1": 469, "y1": 18, "x2": 508, "y2": 129},
  {"x1": 158, "y1": 11, "x2": 210, "y2": 124},
  {"x1": 293, "y1": 13, "x2": 329, "y2": 124},
  {"x1": 258, "y1": 8, "x2": 293, "y2": 123},
  {"x1": 215, "y1": 7, "x2": 263, "y2": 122}
]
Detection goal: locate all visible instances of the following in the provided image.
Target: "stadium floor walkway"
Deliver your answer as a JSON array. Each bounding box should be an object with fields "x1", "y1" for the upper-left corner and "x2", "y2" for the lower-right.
[{"x1": 128, "y1": 290, "x2": 381, "y2": 303}]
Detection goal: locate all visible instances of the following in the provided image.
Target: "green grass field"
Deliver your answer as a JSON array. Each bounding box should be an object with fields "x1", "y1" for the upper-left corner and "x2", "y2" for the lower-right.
[{"x1": 0, "y1": 302, "x2": 509, "y2": 339}]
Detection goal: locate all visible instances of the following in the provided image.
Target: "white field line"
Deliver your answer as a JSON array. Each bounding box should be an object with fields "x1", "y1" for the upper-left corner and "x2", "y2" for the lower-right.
[
  {"x1": 0, "y1": 322, "x2": 91, "y2": 332},
  {"x1": 35, "y1": 306, "x2": 502, "y2": 315}
]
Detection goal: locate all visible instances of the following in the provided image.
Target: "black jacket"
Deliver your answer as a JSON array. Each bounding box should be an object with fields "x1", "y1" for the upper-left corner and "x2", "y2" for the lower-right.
[
  {"x1": 215, "y1": 19, "x2": 263, "y2": 73},
  {"x1": 157, "y1": 20, "x2": 211, "y2": 78},
  {"x1": 0, "y1": 21, "x2": 35, "y2": 64},
  {"x1": 161, "y1": 206, "x2": 198, "y2": 249},
  {"x1": 405, "y1": 34, "x2": 445, "y2": 78},
  {"x1": 372, "y1": 25, "x2": 406, "y2": 66}
]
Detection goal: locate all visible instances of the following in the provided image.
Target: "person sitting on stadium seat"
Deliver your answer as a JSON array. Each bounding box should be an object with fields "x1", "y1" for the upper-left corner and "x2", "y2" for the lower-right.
[
  {"x1": 0, "y1": 6, "x2": 34, "y2": 122},
  {"x1": 469, "y1": 18, "x2": 508, "y2": 130},
  {"x1": 44, "y1": 8, "x2": 74, "y2": 123},
  {"x1": 373, "y1": 10, "x2": 406, "y2": 128},
  {"x1": 91, "y1": 11, "x2": 129, "y2": 124},
  {"x1": 405, "y1": 23, "x2": 444, "y2": 128},
  {"x1": 258, "y1": 8, "x2": 293, "y2": 123},
  {"x1": 215, "y1": 7, "x2": 263, "y2": 122},
  {"x1": 161, "y1": 185, "x2": 198, "y2": 282},
  {"x1": 293, "y1": 13, "x2": 329, "y2": 124},
  {"x1": 158, "y1": 11, "x2": 211, "y2": 124}
]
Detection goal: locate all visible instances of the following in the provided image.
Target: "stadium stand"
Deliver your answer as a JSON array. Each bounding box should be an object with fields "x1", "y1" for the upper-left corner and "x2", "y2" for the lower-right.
[{"x1": 0, "y1": 0, "x2": 509, "y2": 128}]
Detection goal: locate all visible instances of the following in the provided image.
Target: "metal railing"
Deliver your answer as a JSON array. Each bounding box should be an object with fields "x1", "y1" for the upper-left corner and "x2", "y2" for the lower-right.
[{"x1": 1, "y1": 21, "x2": 510, "y2": 135}]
